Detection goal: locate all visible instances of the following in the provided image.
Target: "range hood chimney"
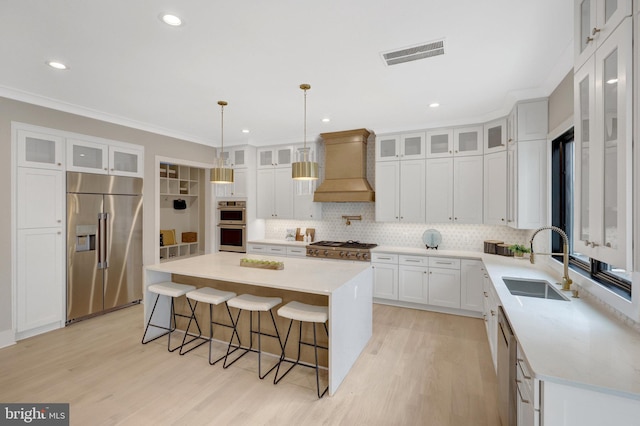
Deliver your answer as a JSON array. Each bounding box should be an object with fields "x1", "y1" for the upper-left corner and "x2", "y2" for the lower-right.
[{"x1": 314, "y1": 128, "x2": 375, "y2": 202}]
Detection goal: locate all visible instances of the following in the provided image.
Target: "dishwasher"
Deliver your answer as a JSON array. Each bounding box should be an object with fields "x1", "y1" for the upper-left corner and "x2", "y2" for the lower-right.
[{"x1": 497, "y1": 306, "x2": 516, "y2": 426}]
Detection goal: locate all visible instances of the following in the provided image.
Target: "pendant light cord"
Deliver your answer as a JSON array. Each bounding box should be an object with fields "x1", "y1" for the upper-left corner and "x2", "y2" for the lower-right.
[{"x1": 303, "y1": 87, "x2": 307, "y2": 149}]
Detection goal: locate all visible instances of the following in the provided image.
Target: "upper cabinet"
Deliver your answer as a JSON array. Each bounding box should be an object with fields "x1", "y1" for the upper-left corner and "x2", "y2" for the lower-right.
[
  {"x1": 375, "y1": 133, "x2": 425, "y2": 161},
  {"x1": 257, "y1": 146, "x2": 294, "y2": 168},
  {"x1": 17, "y1": 129, "x2": 65, "y2": 170},
  {"x1": 67, "y1": 138, "x2": 143, "y2": 177},
  {"x1": 426, "y1": 129, "x2": 453, "y2": 158},
  {"x1": 216, "y1": 146, "x2": 254, "y2": 199},
  {"x1": 574, "y1": 0, "x2": 632, "y2": 71},
  {"x1": 574, "y1": 17, "x2": 632, "y2": 269},
  {"x1": 484, "y1": 118, "x2": 507, "y2": 154},
  {"x1": 454, "y1": 126, "x2": 484, "y2": 156}
]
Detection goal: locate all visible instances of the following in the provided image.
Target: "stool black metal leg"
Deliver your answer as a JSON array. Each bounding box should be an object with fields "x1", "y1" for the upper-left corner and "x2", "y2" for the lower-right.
[
  {"x1": 314, "y1": 323, "x2": 328, "y2": 398},
  {"x1": 210, "y1": 302, "x2": 242, "y2": 365},
  {"x1": 179, "y1": 300, "x2": 207, "y2": 355},
  {"x1": 141, "y1": 293, "x2": 169, "y2": 344},
  {"x1": 223, "y1": 309, "x2": 251, "y2": 369}
]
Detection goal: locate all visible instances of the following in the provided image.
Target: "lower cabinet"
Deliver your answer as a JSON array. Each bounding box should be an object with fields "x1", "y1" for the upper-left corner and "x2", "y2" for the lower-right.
[
  {"x1": 16, "y1": 228, "x2": 65, "y2": 336},
  {"x1": 373, "y1": 253, "x2": 485, "y2": 316},
  {"x1": 372, "y1": 253, "x2": 399, "y2": 300}
]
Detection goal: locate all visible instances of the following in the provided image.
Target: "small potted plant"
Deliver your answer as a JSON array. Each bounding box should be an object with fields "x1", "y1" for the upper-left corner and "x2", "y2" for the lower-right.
[{"x1": 508, "y1": 244, "x2": 531, "y2": 258}]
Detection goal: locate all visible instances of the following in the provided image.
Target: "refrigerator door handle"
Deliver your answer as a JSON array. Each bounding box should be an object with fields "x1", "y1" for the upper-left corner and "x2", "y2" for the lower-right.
[
  {"x1": 97, "y1": 213, "x2": 107, "y2": 269},
  {"x1": 103, "y1": 212, "x2": 109, "y2": 268}
]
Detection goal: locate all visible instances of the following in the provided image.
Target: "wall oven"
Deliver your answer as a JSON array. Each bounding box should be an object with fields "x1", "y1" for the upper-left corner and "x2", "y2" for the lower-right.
[{"x1": 218, "y1": 201, "x2": 246, "y2": 252}]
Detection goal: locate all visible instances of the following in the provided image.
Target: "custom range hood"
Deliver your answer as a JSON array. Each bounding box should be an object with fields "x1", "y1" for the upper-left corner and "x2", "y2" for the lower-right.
[{"x1": 314, "y1": 128, "x2": 375, "y2": 202}]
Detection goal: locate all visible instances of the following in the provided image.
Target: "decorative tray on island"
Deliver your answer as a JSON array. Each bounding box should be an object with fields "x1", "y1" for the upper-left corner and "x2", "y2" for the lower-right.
[{"x1": 239, "y1": 258, "x2": 284, "y2": 270}]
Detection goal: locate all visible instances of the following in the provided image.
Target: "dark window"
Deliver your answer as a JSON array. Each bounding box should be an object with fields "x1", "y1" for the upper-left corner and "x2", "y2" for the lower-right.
[{"x1": 551, "y1": 127, "x2": 631, "y2": 299}]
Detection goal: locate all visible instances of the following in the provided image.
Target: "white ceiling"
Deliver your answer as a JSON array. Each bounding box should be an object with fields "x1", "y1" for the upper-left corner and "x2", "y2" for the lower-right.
[{"x1": 0, "y1": 0, "x2": 574, "y2": 148}]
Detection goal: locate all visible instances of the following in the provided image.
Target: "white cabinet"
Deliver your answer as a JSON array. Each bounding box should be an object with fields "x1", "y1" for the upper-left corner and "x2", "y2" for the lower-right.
[
  {"x1": 483, "y1": 273, "x2": 499, "y2": 371},
  {"x1": 17, "y1": 129, "x2": 65, "y2": 170},
  {"x1": 17, "y1": 168, "x2": 64, "y2": 229},
  {"x1": 484, "y1": 151, "x2": 507, "y2": 226},
  {"x1": 294, "y1": 192, "x2": 323, "y2": 219},
  {"x1": 574, "y1": 17, "x2": 632, "y2": 268},
  {"x1": 16, "y1": 228, "x2": 64, "y2": 334},
  {"x1": 375, "y1": 133, "x2": 425, "y2": 161},
  {"x1": 257, "y1": 146, "x2": 293, "y2": 168},
  {"x1": 398, "y1": 255, "x2": 429, "y2": 304},
  {"x1": 426, "y1": 129, "x2": 453, "y2": 158},
  {"x1": 372, "y1": 253, "x2": 399, "y2": 300},
  {"x1": 425, "y1": 156, "x2": 483, "y2": 224},
  {"x1": 453, "y1": 156, "x2": 484, "y2": 224},
  {"x1": 460, "y1": 260, "x2": 484, "y2": 312},
  {"x1": 375, "y1": 159, "x2": 425, "y2": 223},
  {"x1": 256, "y1": 167, "x2": 293, "y2": 219},
  {"x1": 574, "y1": 0, "x2": 632, "y2": 70},
  {"x1": 222, "y1": 147, "x2": 249, "y2": 167},
  {"x1": 454, "y1": 126, "x2": 484, "y2": 156},
  {"x1": 484, "y1": 118, "x2": 507, "y2": 154},
  {"x1": 247, "y1": 242, "x2": 308, "y2": 258},
  {"x1": 512, "y1": 100, "x2": 549, "y2": 142},
  {"x1": 67, "y1": 138, "x2": 143, "y2": 177},
  {"x1": 508, "y1": 140, "x2": 548, "y2": 229},
  {"x1": 216, "y1": 146, "x2": 254, "y2": 199},
  {"x1": 427, "y1": 257, "x2": 461, "y2": 309}
]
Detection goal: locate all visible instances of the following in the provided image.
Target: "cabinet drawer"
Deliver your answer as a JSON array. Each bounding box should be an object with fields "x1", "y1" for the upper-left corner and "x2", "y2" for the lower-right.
[
  {"x1": 517, "y1": 347, "x2": 534, "y2": 396},
  {"x1": 267, "y1": 245, "x2": 287, "y2": 255},
  {"x1": 399, "y1": 255, "x2": 428, "y2": 266},
  {"x1": 371, "y1": 253, "x2": 398, "y2": 264},
  {"x1": 428, "y1": 257, "x2": 460, "y2": 269},
  {"x1": 286, "y1": 246, "x2": 307, "y2": 257},
  {"x1": 247, "y1": 244, "x2": 268, "y2": 253}
]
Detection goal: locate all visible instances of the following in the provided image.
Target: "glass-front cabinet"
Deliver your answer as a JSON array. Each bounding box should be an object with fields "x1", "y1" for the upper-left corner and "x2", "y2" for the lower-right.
[
  {"x1": 375, "y1": 133, "x2": 425, "y2": 161},
  {"x1": 426, "y1": 129, "x2": 453, "y2": 158},
  {"x1": 573, "y1": 17, "x2": 632, "y2": 269},
  {"x1": 67, "y1": 139, "x2": 143, "y2": 177},
  {"x1": 17, "y1": 129, "x2": 65, "y2": 169},
  {"x1": 483, "y1": 119, "x2": 506, "y2": 154},
  {"x1": 453, "y1": 126, "x2": 484, "y2": 156},
  {"x1": 574, "y1": 0, "x2": 632, "y2": 70}
]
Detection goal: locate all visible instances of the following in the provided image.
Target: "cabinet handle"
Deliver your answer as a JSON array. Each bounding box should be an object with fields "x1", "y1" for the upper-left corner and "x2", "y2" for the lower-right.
[
  {"x1": 454, "y1": 217, "x2": 458, "y2": 221},
  {"x1": 501, "y1": 218, "x2": 505, "y2": 222},
  {"x1": 490, "y1": 310, "x2": 495, "y2": 316},
  {"x1": 435, "y1": 261, "x2": 452, "y2": 265},
  {"x1": 586, "y1": 36, "x2": 594, "y2": 44},
  {"x1": 605, "y1": 242, "x2": 612, "y2": 248},
  {"x1": 57, "y1": 219, "x2": 62, "y2": 223},
  {"x1": 57, "y1": 163, "x2": 62, "y2": 166},
  {"x1": 406, "y1": 259, "x2": 421, "y2": 263},
  {"x1": 484, "y1": 291, "x2": 488, "y2": 297},
  {"x1": 592, "y1": 27, "x2": 601, "y2": 36},
  {"x1": 590, "y1": 241, "x2": 599, "y2": 248}
]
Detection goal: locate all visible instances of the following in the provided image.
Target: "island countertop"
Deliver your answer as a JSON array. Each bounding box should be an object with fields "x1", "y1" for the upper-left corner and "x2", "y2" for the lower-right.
[{"x1": 146, "y1": 252, "x2": 371, "y2": 295}]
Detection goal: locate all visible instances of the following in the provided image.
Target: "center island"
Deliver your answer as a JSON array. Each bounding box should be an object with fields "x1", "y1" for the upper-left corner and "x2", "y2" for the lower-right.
[{"x1": 144, "y1": 252, "x2": 373, "y2": 395}]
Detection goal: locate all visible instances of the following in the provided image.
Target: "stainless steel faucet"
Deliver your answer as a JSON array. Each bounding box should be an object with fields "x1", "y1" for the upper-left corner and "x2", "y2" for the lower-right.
[{"x1": 529, "y1": 226, "x2": 573, "y2": 292}]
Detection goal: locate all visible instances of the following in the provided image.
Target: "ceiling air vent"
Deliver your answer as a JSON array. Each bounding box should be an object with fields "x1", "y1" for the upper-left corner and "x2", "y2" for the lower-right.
[{"x1": 381, "y1": 39, "x2": 445, "y2": 66}]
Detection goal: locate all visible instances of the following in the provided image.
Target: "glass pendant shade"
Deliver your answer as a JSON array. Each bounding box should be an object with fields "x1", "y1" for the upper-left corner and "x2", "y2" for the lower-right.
[
  {"x1": 210, "y1": 100, "x2": 234, "y2": 184},
  {"x1": 292, "y1": 83, "x2": 319, "y2": 184}
]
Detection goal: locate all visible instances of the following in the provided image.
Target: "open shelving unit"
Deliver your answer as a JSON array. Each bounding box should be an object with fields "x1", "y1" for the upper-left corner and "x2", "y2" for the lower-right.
[{"x1": 159, "y1": 163, "x2": 203, "y2": 262}]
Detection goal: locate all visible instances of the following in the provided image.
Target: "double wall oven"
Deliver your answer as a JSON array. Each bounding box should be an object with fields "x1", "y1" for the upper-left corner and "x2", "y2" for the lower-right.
[{"x1": 217, "y1": 200, "x2": 246, "y2": 252}]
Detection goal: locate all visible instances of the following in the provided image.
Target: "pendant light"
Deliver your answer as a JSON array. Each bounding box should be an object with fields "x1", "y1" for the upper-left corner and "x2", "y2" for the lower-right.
[
  {"x1": 210, "y1": 100, "x2": 234, "y2": 184},
  {"x1": 292, "y1": 84, "x2": 319, "y2": 182}
]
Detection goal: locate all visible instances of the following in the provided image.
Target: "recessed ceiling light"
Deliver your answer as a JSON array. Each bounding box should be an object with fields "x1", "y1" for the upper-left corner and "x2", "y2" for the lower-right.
[
  {"x1": 429, "y1": 103, "x2": 440, "y2": 108},
  {"x1": 606, "y1": 78, "x2": 618, "y2": 84},
  {"x1": 160, "y1": 14, "x2": 182, "y2": 26},
  {"x1": 242, "y1": 129, "x2": 250, "y2": 133},
  {"x1": 322, "y1": 118, "x2": 330, "y2": 123},
  {"x1": 47, "y1": 61, "x2": 68, "y2": 70}
]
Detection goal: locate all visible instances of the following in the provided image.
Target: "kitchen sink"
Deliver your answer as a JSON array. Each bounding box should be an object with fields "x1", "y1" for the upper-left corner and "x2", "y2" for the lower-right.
[{"x1": 502, "y1": 277, "x2": 570, "y2": 301}]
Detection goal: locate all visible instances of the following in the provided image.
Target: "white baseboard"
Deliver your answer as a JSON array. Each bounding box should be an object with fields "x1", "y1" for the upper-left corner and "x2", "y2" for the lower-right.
[
  {"x1": 0, "y1": 328, "x2": 16, "y2": 349},
  {"x1": 15, "y1": 321, "x2": 63, "y2": 341}
]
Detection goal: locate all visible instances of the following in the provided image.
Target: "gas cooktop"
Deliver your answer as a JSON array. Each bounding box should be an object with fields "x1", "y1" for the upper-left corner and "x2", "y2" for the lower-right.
[
  {"x1": 309, "y1": 240, "x2": 378, "y2": 249},
  {"x1": 307, "y1": 240, "x2": 377, "y2": 261}
]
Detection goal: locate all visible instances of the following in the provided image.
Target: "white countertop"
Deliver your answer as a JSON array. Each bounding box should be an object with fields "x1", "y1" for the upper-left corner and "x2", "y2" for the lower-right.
[
  {"x1": 376, "y1": 245, "x2": 640, "y2": 399},
  {"x1": 146, "y1": 252, "x2": 370, "y2": 295}
]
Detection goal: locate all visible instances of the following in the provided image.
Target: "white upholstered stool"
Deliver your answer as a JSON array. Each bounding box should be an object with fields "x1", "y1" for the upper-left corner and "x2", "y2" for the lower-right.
[
  {"x1": 141, "y1": 281, "x2": 199, "y2": 352},
  {"x1": 273, "y1": 301, "x2": 329, "y2": 398},
  {"x1": 179, "y1": 287, "x2": 241, "y2": 365},
  {"x1": 223, "y1": 294, "x2": 283, "y2": 379}
]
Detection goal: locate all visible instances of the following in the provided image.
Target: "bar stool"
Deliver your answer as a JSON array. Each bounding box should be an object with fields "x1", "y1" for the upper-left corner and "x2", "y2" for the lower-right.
[
  {"x1": 178, "y1": 287, "x2": 242, "y2": 365},
  {"x1": 273, "y1": 301, "x2": 329, "y2": 398},
  {"x1": 223, "y1": 294, "x2": 283, "y2": 379},
  {"x1": 141, "y1": 281, "x2": 200, "y2": 352}
]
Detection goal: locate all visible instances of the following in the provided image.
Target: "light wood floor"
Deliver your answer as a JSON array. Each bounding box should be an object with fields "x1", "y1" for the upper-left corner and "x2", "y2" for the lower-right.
[{"x1": 0, "y1": 303, "x2": 499, "y2": 425}]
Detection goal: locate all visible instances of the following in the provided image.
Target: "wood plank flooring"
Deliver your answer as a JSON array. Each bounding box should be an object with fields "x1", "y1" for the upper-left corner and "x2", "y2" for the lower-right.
[{"x1": 0, "y1": 303, "x2": 499, "y2": 425}]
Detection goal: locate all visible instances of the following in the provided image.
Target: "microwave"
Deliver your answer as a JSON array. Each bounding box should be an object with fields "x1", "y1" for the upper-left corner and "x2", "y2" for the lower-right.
[{"x1": 218, "y1": 200, "x2": 246, "y2": 225}]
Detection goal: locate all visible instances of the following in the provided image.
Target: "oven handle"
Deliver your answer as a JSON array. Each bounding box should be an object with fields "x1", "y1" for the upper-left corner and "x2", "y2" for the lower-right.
[{"x1": 217, "y1": 224, "x2": 246, "y2": 228}]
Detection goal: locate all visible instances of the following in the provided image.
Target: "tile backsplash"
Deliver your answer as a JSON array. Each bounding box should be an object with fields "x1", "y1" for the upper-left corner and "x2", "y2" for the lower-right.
[{"x1": 264, "y1": 202, "x2": 535, "y2": 251}]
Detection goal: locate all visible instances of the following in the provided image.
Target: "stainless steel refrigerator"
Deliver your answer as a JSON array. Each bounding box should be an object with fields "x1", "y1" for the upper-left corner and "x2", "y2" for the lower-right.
[{"x1": 66, "y1": 172, "x2": 143, "y2": 323}]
